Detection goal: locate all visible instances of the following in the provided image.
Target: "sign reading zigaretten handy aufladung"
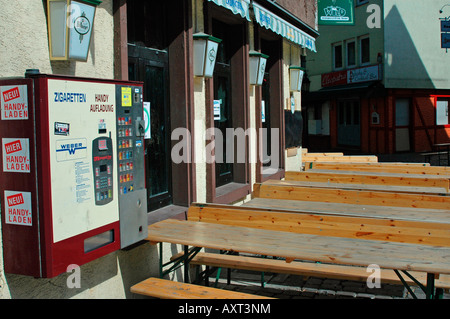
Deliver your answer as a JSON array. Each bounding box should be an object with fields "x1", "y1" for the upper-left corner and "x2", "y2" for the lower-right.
[{"x1": 318, "y1": 0, "x2": 355, "y2": 26}]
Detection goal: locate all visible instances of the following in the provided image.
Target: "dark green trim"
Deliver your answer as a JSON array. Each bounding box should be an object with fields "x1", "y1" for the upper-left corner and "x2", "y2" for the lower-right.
[
  {"x1": 193, "y1": 32, "x2": 222, "y2": 43},
  {"x1": 250, "y1": 51, "x2": 269, "y2": 59},
  {"x1": 78, "y1": 0, "x2": 102, "y2": 6},
  {"x1": 289, "y1": 65, "x2": 305, "y2": 71}
]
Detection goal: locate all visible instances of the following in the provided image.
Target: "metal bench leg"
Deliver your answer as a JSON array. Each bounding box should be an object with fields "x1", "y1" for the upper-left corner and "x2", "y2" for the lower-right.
[
  {"x1": 426, "y1": 273, "x2": 435, "y2": 299},
  {"x1": 205, "y1": 266, "x2": 210, "y2": 286},
  {"x1": 436, "y1": 288, "x2": 444, "y2": 299},
  {"x1": 184, "y1": 245, "x2": 189, "y2": 283},
  {"x1": 159, "y1": 243, "x2": 163, "y2": 278},
  {"x1": 214, "y1": 267, "x2": 222, "y2": 288}
]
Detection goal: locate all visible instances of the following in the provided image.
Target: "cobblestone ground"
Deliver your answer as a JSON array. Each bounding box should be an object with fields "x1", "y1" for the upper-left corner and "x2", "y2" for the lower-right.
[{"x1": 208, "y1": 270, "x2": 450, "y2": 299}]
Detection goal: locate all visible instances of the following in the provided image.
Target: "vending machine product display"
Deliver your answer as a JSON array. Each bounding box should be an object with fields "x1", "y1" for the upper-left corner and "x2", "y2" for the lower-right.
[{"x1": 0, "y1": 73, "x2": 148, "y2": 278}]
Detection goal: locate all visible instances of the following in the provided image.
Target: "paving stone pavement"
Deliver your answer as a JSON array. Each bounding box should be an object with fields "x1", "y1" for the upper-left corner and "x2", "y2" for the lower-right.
[{"x1": 206, "y1": 269, "x2": 450, "y2": 299}]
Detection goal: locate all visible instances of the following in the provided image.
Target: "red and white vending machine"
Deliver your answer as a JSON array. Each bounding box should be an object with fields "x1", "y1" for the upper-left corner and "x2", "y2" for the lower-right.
[{"x1": 0, "y1": 73, "x2": 148, "y2": 278}]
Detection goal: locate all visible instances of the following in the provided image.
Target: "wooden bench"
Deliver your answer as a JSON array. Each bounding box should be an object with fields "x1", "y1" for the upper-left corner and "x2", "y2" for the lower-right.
[
  {"x1": 305, "y1": 162, "x2": 450, "y2": 175},
  {"x1": 285, "y1": 170, "x2": 450, "y2": 193},
  {"x1": 302, "y1": 152, "x2": 344, "y2": 156},
  {"x1": 185, "y1": 203, "x2": 450, "y2": 292},
  {"x1": 172, "y1": 251, "x2": 450, "y2": 290},
  {"x1": 130, "y1": 277, "x2": 274, "y2": 299},
  {"x1": 253, "y1": 180, "x2": 450, "y2": 210},
  {"x1": 302, "y1": 155, "x2": 378, "y2": 163}
]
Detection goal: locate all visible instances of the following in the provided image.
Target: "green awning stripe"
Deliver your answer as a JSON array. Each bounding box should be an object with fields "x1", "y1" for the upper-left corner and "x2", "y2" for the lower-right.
[{"x1": 252, "y1": 2, "x2": 316, "y2": 52}]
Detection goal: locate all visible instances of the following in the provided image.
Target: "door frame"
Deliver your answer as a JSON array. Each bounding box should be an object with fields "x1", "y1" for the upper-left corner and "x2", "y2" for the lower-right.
[{"x1": 128, "y1": 45, "x2": 173, "y2": 211}]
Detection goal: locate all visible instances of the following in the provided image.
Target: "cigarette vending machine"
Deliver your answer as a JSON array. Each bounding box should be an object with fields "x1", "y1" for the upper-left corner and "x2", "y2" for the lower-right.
[{"x1": 0, "y1": 73, "x2": 148, "y2": 278}]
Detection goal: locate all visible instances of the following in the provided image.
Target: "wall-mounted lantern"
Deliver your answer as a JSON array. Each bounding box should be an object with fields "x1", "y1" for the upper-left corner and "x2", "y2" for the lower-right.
[
  {"x1": 193, "y1": 33, "x2": 222, "y2": 77},
  {"x1": 47, "y1": 0, "x2": 101, "y2": 61},
  {"x1": 249, "y1": 51, "x2": 269, "y2": 86},
  {"x1": 289, "y1": 65, "x2": 305, "y2": 92}
]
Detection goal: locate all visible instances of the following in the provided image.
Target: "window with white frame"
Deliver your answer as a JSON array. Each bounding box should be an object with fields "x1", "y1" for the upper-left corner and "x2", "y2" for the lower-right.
[
  {"x1": 436, "y1": 98, "x2": 449, "y2": 125},
  {"x1": 356, "y1": 0, "x2": 369, "y2": 6},
  {"x1": 360, "y1": 36, "x2": 370, "y2": 65},
  {"x1": 333, "y1": 42, "x2": 343, "y2": 70},
  {"x1": 346, "y1": 39, "x2": 356, "y2": 68}
]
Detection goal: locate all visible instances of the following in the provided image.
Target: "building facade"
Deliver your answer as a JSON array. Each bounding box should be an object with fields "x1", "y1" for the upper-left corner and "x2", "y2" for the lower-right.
[
  {"x1": 304, "y1": 0, "x2": 450, "y2": 154},
  {"x1": 0, "y1": 0, "x2": 317, "y2": 298}
]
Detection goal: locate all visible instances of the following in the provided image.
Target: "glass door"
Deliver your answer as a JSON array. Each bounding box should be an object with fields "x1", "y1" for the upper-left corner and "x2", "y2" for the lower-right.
[
  {"x1": 261, "y1": 71, "x2": 271, "y2": 167},
  {"x1": 337, "y1": 100, "x2": 361, "y2": 147},
  {"x1": 213, "y1": 19, "x2": 233, "y2": 187},
  {"x1": 395, "y1": 98, "x2": 411, "y2": 152},
  {"x1": 214, "y1": 63, "x2": 233, "y2": 187}
]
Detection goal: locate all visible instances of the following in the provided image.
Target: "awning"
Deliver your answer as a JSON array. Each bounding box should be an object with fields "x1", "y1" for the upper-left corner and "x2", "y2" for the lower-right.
[
  {"x1": 252, "y1": 2, "x2": 316, "y2": 52},
  {"x1": 208, "y1": 0, "x2": 251, "y2": 22}
]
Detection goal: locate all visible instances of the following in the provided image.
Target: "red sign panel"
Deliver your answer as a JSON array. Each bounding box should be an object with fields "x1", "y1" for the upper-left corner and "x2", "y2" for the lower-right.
[
  {"x1": 2, "y1": 87, "x2": 20, "y2": 102},
  {"x1": 321, "y1": 70, "x2": 347, "y2": 87},
  {"x1": 4, "y1": 140, "x2": 22, "y2": 154},
  {"x1": 7, "y1": 193, "x2": 24, "y2": 206}
]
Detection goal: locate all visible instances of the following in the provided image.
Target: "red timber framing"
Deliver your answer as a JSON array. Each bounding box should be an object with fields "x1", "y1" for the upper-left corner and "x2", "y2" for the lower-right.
[{"x1": 326, "y1": 89, "x2": 450, "y2": 154}]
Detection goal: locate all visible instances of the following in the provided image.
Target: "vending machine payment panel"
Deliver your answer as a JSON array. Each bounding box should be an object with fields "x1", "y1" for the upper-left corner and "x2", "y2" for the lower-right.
[
  {"x1": 92, "y1": 136, "x2": 114, "y2": 205},
  {"x1": 115, "y1": 85, "x2": 147, "y2": 248},
  {"x1": 0, "y1": 74, "x2": 148, "y2": 278}
]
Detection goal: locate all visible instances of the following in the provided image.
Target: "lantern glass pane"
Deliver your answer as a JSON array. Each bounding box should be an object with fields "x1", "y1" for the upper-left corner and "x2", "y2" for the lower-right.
[
  {"x1": 249, "y1": 56, "x2": 260, "y2": 85},
  {"x1": 204, "y1": 39, "x2": 219, "y2": 77},
  {"x1": 257, "y1": 57, "x2": 267, "y2": 85},
  {"x1": 193, "y1": 39, "x2": 207, "y2": 76},
  {"x1": 49, "y1": 1, "x2": 68, "y2": 57},
  {"x1": 68, "y1": 1, "x2": 96, "y2": 61}
]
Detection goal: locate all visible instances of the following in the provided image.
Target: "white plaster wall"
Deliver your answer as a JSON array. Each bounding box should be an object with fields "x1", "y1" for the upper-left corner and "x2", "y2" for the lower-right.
[
  {"x1": 248, "y1": 23, "x2": 257, "y2": 193},
  {"x1": 283, "y1": 40, "x2": 303, "y2": 172},
  {"x1": 193, "y1": 0, "x2": 208, "y2": 202},
  {"x1": 0, "y1": 0, "x2": 114, "y2": 79},
  {"x1": 194, "y1": 77, "x2": 208, "y2": 203},
  {"x1": 384, "y1": 0, "x2": 450, "y2": 89}
]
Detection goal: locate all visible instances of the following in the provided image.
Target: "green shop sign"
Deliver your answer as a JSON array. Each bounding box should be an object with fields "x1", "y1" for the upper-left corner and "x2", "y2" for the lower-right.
[{"x1": 318, "y1": 0, "x2": 355, "y2": 25}]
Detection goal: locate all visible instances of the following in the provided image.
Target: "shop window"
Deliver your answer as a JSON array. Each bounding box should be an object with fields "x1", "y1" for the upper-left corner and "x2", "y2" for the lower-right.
[
  {"x1": 308, "y1": 104, "x2": 323, "y2": 135},
  {"x1": 360, "y1": 36, "x2": 370, "y2": 65},
  {"x1": 333, "y1": 43, "x2": 343, "y2": 70},
  {"x1": 436, "y1": 98, "x2": 449, "y2": 125},
  {"x1": 127, "y1": 0, "x2": 167, "y2": 50}
]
